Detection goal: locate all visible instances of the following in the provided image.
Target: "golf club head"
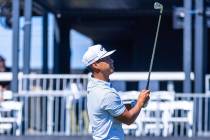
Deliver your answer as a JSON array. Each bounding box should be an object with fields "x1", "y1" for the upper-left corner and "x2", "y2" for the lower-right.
[{"x1": 154, "y1": 2, "x2": 163, "y2": 10}]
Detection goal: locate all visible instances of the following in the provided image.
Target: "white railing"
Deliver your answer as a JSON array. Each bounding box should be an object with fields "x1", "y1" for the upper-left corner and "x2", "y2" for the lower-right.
[
  {"x1": 110, "y1": 72, "x2": 194, "y2": 91},
  {"x1": 0, "y1": 72, "x2": 210, "y2": 137},
  {"x1": 205, "y1": 74, "x2": 210, "y2": 93},
  {"x1": 6, "y1": 92, "x2": 209, "y2": 137},
  {"x1": 120, "y1": 91, "x2": 210, "y2": 137},
  {"x1": 17, "y1": 74, "x2": 88, "y2": 135},
  {"x1": 0, "y1": 71, "x2": 196, "y2": 92},
  {"x1": 110, "y1": 72, "x2": 195, "y2": 81}
]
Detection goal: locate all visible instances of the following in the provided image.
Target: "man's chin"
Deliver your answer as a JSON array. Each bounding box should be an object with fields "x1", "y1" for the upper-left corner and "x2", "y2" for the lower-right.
[
  {"x1": 110, "y1": 69, "x2": 114, "y2": 74},
  {"x1": 111, "y1": 66, "x2": 114, "y2": 71}
]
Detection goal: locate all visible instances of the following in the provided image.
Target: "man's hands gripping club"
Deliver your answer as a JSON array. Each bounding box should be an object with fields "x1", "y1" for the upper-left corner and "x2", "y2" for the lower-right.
[
  {"x1": 138, "y1": 90, "x2": 150, "y2": 108},
  {"x1": 116, "y1": 90, "x2": 150, "y2": 125}
]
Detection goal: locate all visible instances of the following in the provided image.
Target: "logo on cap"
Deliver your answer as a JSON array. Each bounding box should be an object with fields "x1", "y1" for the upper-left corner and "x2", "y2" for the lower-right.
[
  {"x1": 82, "y1": 44, "x2": 115, "y2": 66},
  {"x1": 100, "y1": 46, "x2": 104, "y2": 51}
]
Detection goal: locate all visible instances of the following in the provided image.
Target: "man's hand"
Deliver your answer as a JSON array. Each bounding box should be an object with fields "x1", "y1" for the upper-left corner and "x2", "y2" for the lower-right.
[
  {"x1": 137, "y1": 90, "x2": 150, "y2": 108},
  {"x1": 116, "y1": 90, "x2": 150, "y2": 125}
]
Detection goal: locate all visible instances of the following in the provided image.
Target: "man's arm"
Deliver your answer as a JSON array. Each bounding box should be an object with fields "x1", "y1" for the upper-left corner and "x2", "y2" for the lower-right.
[
  {"x1": 124, "y1": 104, "x2": 132, "y2": 110},
  {"x1": 115, "y1": 90, "x2": 150, "y2": 125}
]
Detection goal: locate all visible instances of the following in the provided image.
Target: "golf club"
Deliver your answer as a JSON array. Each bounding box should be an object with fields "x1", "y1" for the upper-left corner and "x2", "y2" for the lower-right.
[
  {"x1": 145, "y1": 2, "x2": 163, "y2": 90},
  {"x1": 142, "y1": 2, "x2": 163, "y2": 108}
]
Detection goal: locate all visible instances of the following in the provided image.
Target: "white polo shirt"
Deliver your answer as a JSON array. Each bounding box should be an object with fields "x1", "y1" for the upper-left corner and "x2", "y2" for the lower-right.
[{"x1": 87, "y1": 76, "x2": 126, "y2": 140}]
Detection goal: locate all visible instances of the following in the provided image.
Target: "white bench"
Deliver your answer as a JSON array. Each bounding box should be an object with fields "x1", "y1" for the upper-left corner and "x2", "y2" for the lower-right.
[
  {"x1": 0, "y1": 90, "x2": 23, "y2": 135},
  {"x1": 120, "y1": 91, "x2": 193, "y2": 137}
]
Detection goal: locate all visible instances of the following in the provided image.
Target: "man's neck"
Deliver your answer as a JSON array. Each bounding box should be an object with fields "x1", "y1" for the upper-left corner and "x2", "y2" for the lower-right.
[{"x1": 92, "y1": 72, "x2": 109, "y2": 82}]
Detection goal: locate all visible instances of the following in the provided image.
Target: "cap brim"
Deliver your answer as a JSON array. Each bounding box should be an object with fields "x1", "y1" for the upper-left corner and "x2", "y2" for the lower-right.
[
  {"x1": 85, "y1": 50, "x2": 116, "y2": 66},
  {"x1": 100, "y1": 50, "x2": 116, "y2": 59}
]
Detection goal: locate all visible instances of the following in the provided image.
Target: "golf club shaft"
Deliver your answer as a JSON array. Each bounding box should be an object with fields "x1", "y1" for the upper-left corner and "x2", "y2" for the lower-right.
[{"x1": 145, "y1": 8, "x2": 163, "y2": 90}]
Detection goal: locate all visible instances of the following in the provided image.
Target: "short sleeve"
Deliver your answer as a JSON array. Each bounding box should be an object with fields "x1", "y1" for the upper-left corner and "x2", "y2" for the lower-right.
[{"x1": 100, "y1": 92, "x2": 126, "y2": 117}]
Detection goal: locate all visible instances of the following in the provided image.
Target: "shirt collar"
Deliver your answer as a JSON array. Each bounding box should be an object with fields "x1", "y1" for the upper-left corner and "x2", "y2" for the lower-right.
[{"x1": 88, "y1": 75, "x2": 111, "y2": 87}]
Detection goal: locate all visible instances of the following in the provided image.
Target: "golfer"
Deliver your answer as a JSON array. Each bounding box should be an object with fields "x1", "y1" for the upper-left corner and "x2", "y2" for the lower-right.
[{"x1": 82, "y1": 44, "x2": 150, "y2": 140}]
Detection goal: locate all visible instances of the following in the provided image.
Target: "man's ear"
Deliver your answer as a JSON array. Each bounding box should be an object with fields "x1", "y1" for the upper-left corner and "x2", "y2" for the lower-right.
[
  {"x1": 91, "y1": 62, "x2": 97, "y2": 68},
  {"x1": 91, "y1": 63, "x2": 100, "y2": 72}
]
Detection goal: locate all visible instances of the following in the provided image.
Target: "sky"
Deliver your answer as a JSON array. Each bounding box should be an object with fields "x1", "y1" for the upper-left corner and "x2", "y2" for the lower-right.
[{"x1": 0, "y1": 14, "x2": 92, "y2": 69}]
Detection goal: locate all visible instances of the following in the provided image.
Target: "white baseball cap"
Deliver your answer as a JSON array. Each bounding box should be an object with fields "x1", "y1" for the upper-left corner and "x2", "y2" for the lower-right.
[{"x1": 82, "y1": 44, "x2": 116, "y2": 66}]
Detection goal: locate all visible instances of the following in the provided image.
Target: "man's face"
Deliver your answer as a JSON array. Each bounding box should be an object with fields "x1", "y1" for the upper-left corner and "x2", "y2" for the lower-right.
[{"x1": 93, "y1": 56, "x2": 114, "y2": 75}]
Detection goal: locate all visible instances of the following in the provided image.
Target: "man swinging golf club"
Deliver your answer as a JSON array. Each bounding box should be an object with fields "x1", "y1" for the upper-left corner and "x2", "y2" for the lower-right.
[
  {"x1": 82, "y1": 44, "x2": 150, "y2": 140},
  {"x1": 82, "y1": 2, "x2": 163, "y2": 139}
]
